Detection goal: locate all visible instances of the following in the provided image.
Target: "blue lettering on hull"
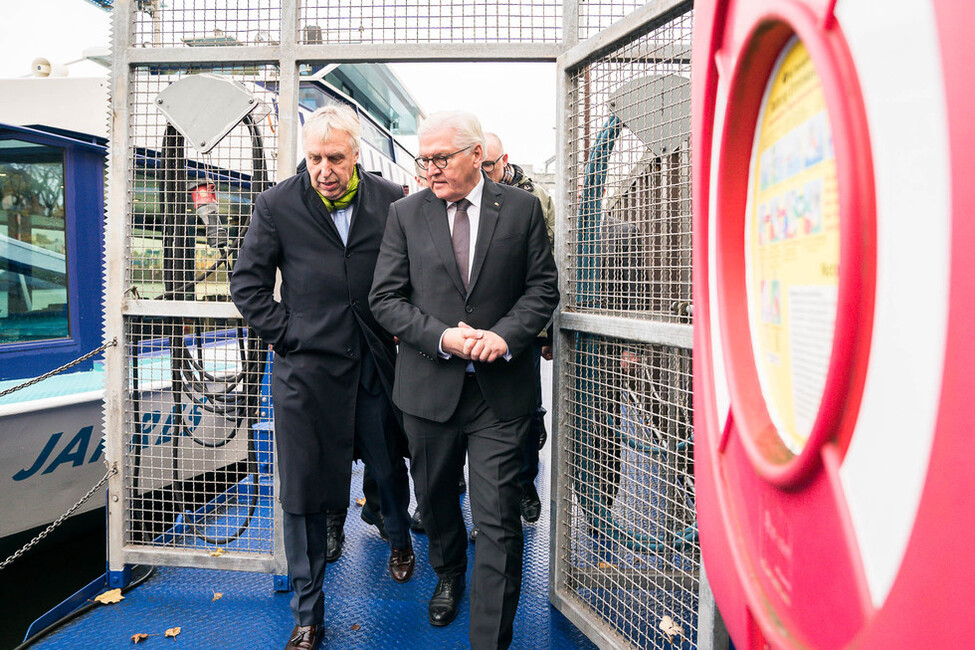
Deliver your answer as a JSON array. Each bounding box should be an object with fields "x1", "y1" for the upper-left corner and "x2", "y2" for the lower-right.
[{"x1": 12, "y1": 404, "x2": 202, "y2": 481}]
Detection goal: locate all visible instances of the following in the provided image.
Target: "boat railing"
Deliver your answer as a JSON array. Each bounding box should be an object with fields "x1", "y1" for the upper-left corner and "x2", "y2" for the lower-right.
[{"x1": 0, "y1": 338, "x2": 117, "y2": 402}]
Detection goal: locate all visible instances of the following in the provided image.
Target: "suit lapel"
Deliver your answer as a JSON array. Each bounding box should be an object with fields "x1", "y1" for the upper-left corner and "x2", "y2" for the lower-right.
[
  {"x1": 424, "y1": 195, "x2": 467, "y2": 298},
  {"x1": 468, "y1": 180, "x2": 502, "y2": 294}
]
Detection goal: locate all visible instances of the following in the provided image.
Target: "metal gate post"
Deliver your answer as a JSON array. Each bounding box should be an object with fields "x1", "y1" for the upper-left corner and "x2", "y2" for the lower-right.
[{"x1": 105, "y1": 0, "x2": 135, "y2": 589}]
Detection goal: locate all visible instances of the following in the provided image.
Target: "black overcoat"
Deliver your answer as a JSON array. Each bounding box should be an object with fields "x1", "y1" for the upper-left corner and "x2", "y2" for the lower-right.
[{"x1": 231, "y1": 165, "x2": 405, "y2": 514}]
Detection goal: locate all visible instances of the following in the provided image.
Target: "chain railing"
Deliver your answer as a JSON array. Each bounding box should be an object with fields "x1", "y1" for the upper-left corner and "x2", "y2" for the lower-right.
[
  {"x1": 0, "y1": 339, "x2": 120, "y2": 571},
  {"x1": 0, "y1": 466, "x2": 116, "y2": 572},
  {"x1": 0, "y1": 339, "x2": 118, "y2": 400}
]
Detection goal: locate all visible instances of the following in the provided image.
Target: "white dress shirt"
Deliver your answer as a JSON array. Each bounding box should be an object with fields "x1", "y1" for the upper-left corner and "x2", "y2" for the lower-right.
[{"x1": 446, "y1": 174, "x2": 484, "y2": 284}]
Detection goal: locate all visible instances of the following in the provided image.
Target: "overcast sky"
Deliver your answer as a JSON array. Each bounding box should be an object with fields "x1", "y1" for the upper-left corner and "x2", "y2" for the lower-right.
[{"x1": 0, "y1": 0, "x2": 557, "y2": 169}]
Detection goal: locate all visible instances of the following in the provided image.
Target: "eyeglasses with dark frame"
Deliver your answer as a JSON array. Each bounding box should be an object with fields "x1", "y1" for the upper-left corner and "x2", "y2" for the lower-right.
[
  {"x1": 480, "y1": 153, "x2": 505, "y2": 173},
  {"x1": 414, "y1": 145, "x2": 474, "y2": 170}
]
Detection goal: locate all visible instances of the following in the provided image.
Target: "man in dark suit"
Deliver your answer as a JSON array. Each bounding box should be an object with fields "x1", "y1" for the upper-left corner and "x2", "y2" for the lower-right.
[
  {"x1": 231, "y1": 105, "x2": 414, "y2": 650},
  {"x1": 370, "y1": 111, "x2": 559, "y2": 649}
]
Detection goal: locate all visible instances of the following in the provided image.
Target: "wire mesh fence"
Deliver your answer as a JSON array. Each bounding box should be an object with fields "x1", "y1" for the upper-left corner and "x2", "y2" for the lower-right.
[
  {"x1": 122, "y1": 316, "x2": 273, "y2": 556},
  {"x1": 578, "y1": 0, "x2": 656, "y2": 41},
  {"x1": 299, "y1": 0, "x2": 563, "y2": 44},
  {"x1": 132, "y1": 0, "x2": 282, "y2": 49},
  {"x1": 127, "y1": 0, "x2": 649, "y2": 48},
  {"x1": 559, "y1": 333, "x2": 696, "y2": 649},
  {"x1": 564, "y1": 8, "x2": 693, "y2": 323},
  {"x1": 126, "y1": 64, "x2": 278, "y2": 302},
  {"x1": 113, "y1": 57, "x2": 280, "y2": 565},
  {"x1": 555, "y1": 3, "x2": 697, "y2": 648}
]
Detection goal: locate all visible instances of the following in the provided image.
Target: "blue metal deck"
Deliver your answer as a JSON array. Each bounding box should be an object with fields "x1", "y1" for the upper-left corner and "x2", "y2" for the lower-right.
[{"x1": 27, "y1": 449, "x2": 596, "y2": 649}]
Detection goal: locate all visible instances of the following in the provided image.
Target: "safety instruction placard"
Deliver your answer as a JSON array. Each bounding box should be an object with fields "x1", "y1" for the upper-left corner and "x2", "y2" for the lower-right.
[{"x1": 745, "y1": 38, "x2": 839, "y2": 454}]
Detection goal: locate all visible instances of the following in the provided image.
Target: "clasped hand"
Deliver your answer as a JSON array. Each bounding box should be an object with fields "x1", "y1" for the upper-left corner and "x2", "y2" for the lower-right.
[{"x1": 442, "y1": 321, "x2": 508, "y2": 362}]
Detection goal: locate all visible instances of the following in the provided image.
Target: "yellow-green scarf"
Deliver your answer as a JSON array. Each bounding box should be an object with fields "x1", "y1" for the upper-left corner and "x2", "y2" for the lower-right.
[{"x1": 317, "y1": 166, "x2": 360, "y2": 212}]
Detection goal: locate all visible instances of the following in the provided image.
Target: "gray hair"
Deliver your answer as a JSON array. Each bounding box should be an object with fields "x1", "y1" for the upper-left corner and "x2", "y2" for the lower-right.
[
  {"x1": 419, "y1": 110, "x2": 485, "y2": 151},
  {"x1": 303, "y1": 104, "x2": 361, "y2": 154}
]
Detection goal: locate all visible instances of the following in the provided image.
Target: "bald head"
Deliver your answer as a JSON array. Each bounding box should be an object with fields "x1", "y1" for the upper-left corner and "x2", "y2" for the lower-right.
[{"x1": 483, "y1": 132, "x2": 508, "y2": 183}]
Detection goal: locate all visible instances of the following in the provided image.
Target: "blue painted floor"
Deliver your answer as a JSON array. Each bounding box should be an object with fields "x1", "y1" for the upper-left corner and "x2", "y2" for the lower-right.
[{"x1": 29, "y1": 444, "x2": 596, "y2": 649}]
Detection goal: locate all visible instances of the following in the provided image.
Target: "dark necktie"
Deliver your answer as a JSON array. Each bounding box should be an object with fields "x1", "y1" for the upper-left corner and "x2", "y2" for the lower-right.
[{"x1": 452, "y1": 198, "x2": 471, "y2": 289}]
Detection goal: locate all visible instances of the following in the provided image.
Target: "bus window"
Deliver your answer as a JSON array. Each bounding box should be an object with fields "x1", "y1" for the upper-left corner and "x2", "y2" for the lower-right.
[
  {"x1": 394, "y1": 142, "x2": 415, "y2": 169},
  {"x1": 0, "y1": 139, "x2": 69, "y2": 344},
  {"x1": 360, "y1": 117, "x2": 394, "y2": 159},
  {"x1": 298, "y1": 86, "x2": 344, "y2": 113}
]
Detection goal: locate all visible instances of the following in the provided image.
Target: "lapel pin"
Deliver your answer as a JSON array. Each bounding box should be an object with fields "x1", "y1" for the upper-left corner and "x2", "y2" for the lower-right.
[{"x1": 494, "y1": 202, "x2": 499, "y2": 207}]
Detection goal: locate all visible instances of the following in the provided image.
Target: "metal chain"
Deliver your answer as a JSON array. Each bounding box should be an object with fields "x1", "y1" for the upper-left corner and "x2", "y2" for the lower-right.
[
  {"x1": 0, "y1": 338, "x2": 118, "y2": 400},
  {"x1": 0, "y1": 465, "x2": 117, "y2": 571}
]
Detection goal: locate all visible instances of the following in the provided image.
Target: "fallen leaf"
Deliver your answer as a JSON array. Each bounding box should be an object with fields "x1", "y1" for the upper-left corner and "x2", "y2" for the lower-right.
[
  {"x1": 355, "y1": 497, "x2": 366, "y2": 506},
  {"x1": 350, "y1": 624, "x2": 361, "y2": 631},
  {"x1": 131, "y1": 633, "x2": 149, "y2": 643},
  {"x1": 94, "y1": 588, "x2": 124, "y2": 605},
  {"x1": 597, "y1": 561, "x2": 614, "y2": 569},
  {"x1": 212, "y1": 592, "x2": 223, "y2": 601},
  {"x1": 165, "y1": 627, "x2": 181, "y2": 638},
  {"x1": 659, "y1": 615, "x2": 683, "y2": 641},
  {"x1": 209, "y1": 548, "x2": 225, "y2": 557}
]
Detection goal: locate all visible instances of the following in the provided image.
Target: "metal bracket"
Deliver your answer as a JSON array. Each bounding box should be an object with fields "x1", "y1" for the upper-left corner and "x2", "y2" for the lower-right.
[{"x1": 154, "y1": 73, "x2": 259, "y2": 153}]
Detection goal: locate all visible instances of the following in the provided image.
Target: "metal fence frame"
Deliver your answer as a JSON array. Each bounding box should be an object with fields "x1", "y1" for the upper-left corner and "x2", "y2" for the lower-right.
[{"x1": 104, "y1": 0, "x2": 721, "y2": 645}]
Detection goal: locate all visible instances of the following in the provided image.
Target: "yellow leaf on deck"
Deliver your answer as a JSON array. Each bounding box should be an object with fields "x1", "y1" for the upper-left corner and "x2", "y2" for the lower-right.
[
  {"x1": 131, "y1": 632, "x2": 149, "y2": 643},
  {"x1": 94, "y1": 588, "x2": 124, "y2": 605},
  {"x1": 659, "y1": 615, "x2": 683, "y2": 640},
  {"x1": 209, "y1": 548, "x2": 225, "y2": 557},
  {"x1": 165, "y1": 627, "x2": 181, "y2": 638},
  {"x1": 355, "y1": 497, "x2": 366, "y2": 506},
  {"x1": 597, "y1": 561, "x2": 614, "y2": 569},
  {"x1": 212, "y1": 592, "x2": 223, "y2": 601},
  {"x1": 350, "y1": 624, "x2": 361, "y2": 631}
]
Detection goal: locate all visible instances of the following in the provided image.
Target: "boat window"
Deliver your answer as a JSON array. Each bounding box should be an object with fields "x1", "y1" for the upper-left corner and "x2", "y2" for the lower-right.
[{"x1": 0, "y1": 139, "x2": 69, "y2": 344}]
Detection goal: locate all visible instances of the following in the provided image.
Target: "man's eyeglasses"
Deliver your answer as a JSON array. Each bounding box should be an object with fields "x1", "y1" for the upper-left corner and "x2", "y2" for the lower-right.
[
  {"x1": 415, "y1": 145, "x2": 473, "y2": 170},
  {"x1": 481, "y1": 154, "x2": 505, "y2": 173}
]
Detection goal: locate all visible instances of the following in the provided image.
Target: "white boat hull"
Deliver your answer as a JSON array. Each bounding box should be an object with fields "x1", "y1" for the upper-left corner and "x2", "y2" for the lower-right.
[{"x1": 0, "y1": 391, "x2": 107, "y2": 538}]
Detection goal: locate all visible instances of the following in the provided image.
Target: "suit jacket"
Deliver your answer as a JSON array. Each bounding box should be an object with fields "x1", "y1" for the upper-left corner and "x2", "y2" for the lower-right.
[
  {"x1": 369, "y1": 175, "x2": 559, "y2": 423},
  {"x1": 230, "y1": 165, "x2": 405, "y2": 513}
]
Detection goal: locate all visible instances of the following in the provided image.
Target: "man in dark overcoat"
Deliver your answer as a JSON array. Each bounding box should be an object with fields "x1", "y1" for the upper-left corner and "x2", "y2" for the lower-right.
[
  {"x1": 230, "y1": 105, "x2": 414, "y2": 650},
  {"x1": 370, "y1": 110, "x2": 559, "y2": 650}
]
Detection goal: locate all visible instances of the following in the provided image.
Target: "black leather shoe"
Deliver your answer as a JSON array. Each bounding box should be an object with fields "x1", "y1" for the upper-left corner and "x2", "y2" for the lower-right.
[
  {"x1": 325, "y1": 523, "x2": 345, "y2": 563},
  {"x1": 468, "y1": 526, "x2": 479, "y2": 544},
  {"x1": 428, "y1": 573, "x2": 465, "y2": 626},
  {"x1": 284, "y1": 623, "x2": 322, "y2": 650},
  {"x1": 410, "y1": 508, "x2": 425, "y2": 533},
  {"x1": 520, "y1": 483, "x2": 541, "y2": 523},
  {"x1": 360, "y1": 504, "x2": 388, "y2": 540},
  {"x1": 389, "y1": 545, "x2": 415, "y2": 583}
]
